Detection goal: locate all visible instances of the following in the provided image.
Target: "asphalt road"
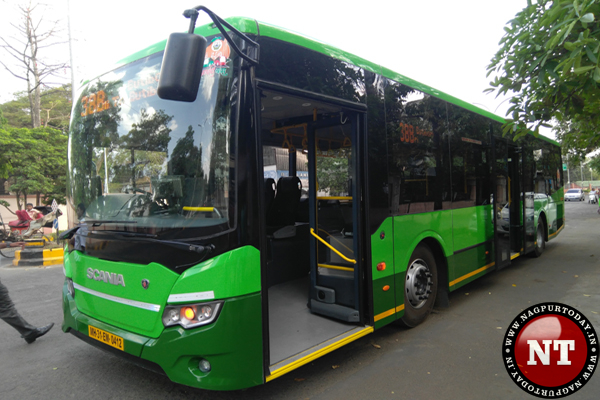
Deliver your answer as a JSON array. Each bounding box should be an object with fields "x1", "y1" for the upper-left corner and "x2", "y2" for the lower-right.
[{"x1": 1, "y1": 199, "x2": 599, "y2": 400}]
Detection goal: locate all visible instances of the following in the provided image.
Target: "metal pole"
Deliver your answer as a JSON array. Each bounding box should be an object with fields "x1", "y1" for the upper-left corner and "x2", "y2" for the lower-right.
[
  {"x1": 67, "y1": 0, "x2": 76, "y2": 103},
  {"x1": 104, "y1": 148, "x2": 109, "y2": 194},
  {"x1": 567, "y1": 154, "x2": 570, "y2": 186}
]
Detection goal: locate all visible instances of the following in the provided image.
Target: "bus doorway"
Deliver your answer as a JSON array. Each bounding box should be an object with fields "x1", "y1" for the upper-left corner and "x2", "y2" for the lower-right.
[
  {"x1": 493, "y1": 138, "x2": 522, "y2": 269},
  {"x1": 307, "y1": 114, "x2": 362, "y2": 323},
  {"x1": 258, "y1": 86, "x2": 369, "y2": 377}
]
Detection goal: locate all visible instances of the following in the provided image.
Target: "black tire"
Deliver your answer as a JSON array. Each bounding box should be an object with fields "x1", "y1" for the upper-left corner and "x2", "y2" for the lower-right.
[
  {"x1": 532, "y1": 223, "x2": 545, "y2": 258},
  {"x1": 399, "y1": 244, "x2": 438, "y2": 328},
  {"x1": 0, "y1": 245, "x2": 17, "y2": 259}
]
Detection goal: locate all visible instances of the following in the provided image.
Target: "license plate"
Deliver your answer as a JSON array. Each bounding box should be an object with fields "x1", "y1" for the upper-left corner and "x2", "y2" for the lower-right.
[{"x1": 88, "y1": 325, "x2": 124, "y2": 351}]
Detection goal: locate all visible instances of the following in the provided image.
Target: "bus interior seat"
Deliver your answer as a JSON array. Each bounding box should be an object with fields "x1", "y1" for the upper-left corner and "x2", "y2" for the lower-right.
[
  {"x1": 266, "y1": 176, "x2": 302, "y2": 238},
  {"x1": 265, "y1": 176, "x2": 309, "y2": 287},
  {"x1": 264, "y1": 178, "x2": 276, "y2": 216}
]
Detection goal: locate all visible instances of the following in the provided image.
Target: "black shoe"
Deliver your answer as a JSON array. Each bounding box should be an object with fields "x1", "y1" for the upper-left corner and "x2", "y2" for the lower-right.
[{"x1": 23, "y1": 323, "x2": 54, "y2": 344}]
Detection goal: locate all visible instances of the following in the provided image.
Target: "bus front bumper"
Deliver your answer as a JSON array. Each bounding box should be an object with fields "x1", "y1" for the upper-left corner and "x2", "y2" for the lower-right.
[{"x1": 61, "y1": 280, "x2": 264, "y2": 391}]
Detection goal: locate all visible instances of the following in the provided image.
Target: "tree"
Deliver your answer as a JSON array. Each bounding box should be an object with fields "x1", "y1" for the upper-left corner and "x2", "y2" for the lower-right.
[
  {"x1": 0, "y1": 84, "x2": 72, "y2": 131},
  {"x1": 0, "y1": 108, "x2": 15, "y2": 180},
  {"x1": 4, "y1": 126, "x2": 68, "y2": 208},
  {"x1": 0, "y1": 1, "x2": 69, "y2": 128},
  {"x1": 486, "y1": 0, "x2": 600, "y2": 153}
]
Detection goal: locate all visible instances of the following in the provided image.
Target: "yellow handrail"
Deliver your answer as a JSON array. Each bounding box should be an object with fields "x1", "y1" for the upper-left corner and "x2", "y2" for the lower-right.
[
  {"x1": 318, "y1": 263, "x2": 354, "y2": 272},
  {"x1": 182, "y1": 207, "x2": 215, "y2": 212},
  {"x1": 317, "y1": 196, "x2": 352, "y2": 201},
  {"x1": 310, "y1": 228, "x2": 356, "y2": 264},
  {"x1": 318, "y1": 229, "x2": 353, "y2": 255}
]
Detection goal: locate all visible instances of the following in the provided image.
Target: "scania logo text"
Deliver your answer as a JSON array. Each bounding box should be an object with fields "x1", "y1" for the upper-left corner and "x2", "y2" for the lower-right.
[{"x1": 87, "y1": 268, "x2": 126, "y2": 287}]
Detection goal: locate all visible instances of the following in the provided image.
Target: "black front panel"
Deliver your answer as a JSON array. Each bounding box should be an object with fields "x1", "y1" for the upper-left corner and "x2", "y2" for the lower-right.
[{"x1": 256, "y1": 37, "x2": 366, "y2": 105}]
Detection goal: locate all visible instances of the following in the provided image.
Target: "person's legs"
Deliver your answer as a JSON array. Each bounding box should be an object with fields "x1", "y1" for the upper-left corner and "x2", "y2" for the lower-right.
[
  {"x1": 0, "y1": 278, "x2": 37, "y2": 336},
  {"x1": 0, "y1": 278, "x2": 53, "y2": 342}
]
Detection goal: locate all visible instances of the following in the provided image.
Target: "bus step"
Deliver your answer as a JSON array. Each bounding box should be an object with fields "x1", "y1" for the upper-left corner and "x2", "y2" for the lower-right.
[{"x1": 310, "y1": 299, "x2": 359, "y2": 322}]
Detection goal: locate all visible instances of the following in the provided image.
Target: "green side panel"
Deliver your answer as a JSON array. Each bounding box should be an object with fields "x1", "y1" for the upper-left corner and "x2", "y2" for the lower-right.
[
  {"x1": 451, "y1": 206, "x2": 494, "y2": 251},
  {"x1": 393, "y1": 211, "x2": 453, "y2": 274},
  {"x1": 62, "y1": 280, "x2": 77, "y2": 331},
  {"x1": 62, "y1": 282, "x2": 264, "y2": 391},
  {"x1": 70, "y1": 252, "x2": 180, "y2": 338},
  {"x1": 448, "y1": 206, "x2": 494, "y2": 290},
  {"x1": 372, "y1": 275, "x2": 396, "y2": 330},
  {"x1": 370, "y1": 219, "x2": 395, "y2": 327},
  {"x1": 169, "y1": 246, "x2": 261, "y2": 301},
  {"x1": 392, "y1": 211, "x2": 453, "y2": 320},
  {"x1": 546, "y1": 190, "x2": 565, "y2": 239},
  {"x1": 63, "y1": 245, "x2": 72, "y2": 278},
  {"x1": 448, "y1": 244, "x2": 494, "y2": 291}
]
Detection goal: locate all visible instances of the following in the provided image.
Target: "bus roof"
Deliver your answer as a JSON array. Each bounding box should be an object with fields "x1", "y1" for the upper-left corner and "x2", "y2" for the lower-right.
[{"x1": 114, "y1": 16, "x2": 559, "y2": 147}]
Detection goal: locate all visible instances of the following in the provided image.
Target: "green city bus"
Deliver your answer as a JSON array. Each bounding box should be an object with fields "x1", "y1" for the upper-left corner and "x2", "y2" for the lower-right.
[{"x1": 61, "y1": 7, "x2": 564, "y2": 391}]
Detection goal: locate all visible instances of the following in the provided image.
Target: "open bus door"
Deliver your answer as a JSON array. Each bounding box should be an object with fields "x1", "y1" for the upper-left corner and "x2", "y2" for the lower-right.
[
  {"x1": 258, "y1": 85, "x2": 370, "y2": 380},
  {"x1": 493, "y1": 137, "x2": 522, "y2": 270},
  {"x1": 306, "y1": 111, "x2": 364, "y2": 323}
]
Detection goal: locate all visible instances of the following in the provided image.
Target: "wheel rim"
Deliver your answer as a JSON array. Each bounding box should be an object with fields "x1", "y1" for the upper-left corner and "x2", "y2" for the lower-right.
[
  {"x1": 536, "y1": 225, "x2": 544, "y2": 251},
  {"x1": 405, "y1": 258, "x2": 433, "y2": 309}
]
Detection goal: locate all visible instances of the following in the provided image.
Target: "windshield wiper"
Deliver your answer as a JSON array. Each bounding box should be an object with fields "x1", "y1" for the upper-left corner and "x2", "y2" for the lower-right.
[
  {"x1": 88, "y1": 230, "x2": 214, "y2": 255},
  {"x1": 160, "y1": 240, "x2": 215, "y2": 254},
  {"x1": 85, "y1": 220, "x2": 138, "y2": 227},
  {"x1": 111, "y1": 231, "x2": 157, "y2": 238}
]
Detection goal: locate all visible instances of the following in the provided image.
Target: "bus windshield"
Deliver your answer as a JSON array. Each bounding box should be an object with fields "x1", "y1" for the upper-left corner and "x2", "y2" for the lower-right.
[{"x1": 67, "y1": 38, "x2": 237, "y2": 238}]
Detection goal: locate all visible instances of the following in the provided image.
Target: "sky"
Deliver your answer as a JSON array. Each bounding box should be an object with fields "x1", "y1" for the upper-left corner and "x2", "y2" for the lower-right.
[{"x1": 0, "y1": 0, "x2": 551, "y2": 138}]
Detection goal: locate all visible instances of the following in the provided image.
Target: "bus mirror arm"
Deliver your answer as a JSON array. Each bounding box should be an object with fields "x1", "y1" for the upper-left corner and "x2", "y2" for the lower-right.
[
  {"x1": 59, "y1": 226, "x2": 80, "y2": 240},
  {"x1": 158, "y1": 5, "x2": 259, "y2": 102},
  {"x1": 184, "y1": 6, "x2": 260, "y2": 66},
  {"x1": 183, "y1": 9, "x2": 200, "y2": 34}
]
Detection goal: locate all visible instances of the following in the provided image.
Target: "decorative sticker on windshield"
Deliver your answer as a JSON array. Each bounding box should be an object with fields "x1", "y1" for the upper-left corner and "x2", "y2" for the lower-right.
[
  {"x1": 203, "y1": 37, "x2": 231, "y2": 77},
  {"x1": 80, "y1": 90, "x2": 115, "y2": 117},
  {"x1": 79, "y1": 73, "x2": 160, "y2": 117},
  {"x1": 126, "y1": 73, "x2": 160, "y2": 103}
]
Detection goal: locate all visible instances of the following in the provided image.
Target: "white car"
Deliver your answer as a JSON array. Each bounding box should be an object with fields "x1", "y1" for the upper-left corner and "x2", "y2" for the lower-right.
[{"x1": 565, "y1": 188, "x2": 584, "y2": 201}]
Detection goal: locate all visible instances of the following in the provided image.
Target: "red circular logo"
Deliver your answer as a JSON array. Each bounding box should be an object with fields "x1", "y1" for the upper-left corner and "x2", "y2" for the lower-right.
[{"x1": 503, "y1": 303, "x2": 597, "y2": 398}]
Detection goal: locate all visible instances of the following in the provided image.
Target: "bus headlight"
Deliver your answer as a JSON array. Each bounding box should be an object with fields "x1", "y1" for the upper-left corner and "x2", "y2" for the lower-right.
[{"x1": 162, "y1": 301, "x2": 223, "y2": 329}]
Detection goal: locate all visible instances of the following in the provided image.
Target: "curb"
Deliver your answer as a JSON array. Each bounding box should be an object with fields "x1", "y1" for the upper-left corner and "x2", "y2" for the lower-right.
[{"x1": 13, "y1": 247, "x2": 64, "y2": 267}]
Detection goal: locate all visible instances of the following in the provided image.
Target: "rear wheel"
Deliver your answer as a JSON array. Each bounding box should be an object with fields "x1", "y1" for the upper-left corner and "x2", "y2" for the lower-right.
[
  {"x1": 532, "y1": 223, "x2": 545, "y2": 258},
  {"x1": 400, "y1": 244, "x2": 438, "y2": 328}
]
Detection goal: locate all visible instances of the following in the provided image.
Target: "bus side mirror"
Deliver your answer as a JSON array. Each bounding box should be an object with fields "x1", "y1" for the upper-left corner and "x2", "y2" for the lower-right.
[{"x1": 157, "y1": 33, "x2": 207, "y2": 102}]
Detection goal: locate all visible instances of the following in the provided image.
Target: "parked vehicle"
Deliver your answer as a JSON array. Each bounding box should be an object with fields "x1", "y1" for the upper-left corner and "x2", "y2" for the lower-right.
[{"x1": 565, "y1": 188, "x2": 584, "y2": 201}]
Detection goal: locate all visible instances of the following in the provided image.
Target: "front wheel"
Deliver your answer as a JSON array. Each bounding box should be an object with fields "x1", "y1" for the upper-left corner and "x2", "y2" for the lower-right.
[
  {"x1": 532, "y1": 223, "x2": 545, "y2": 258},
  {"x1": 399, "y1": 244, "x2": 438, "y2": 328}
]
